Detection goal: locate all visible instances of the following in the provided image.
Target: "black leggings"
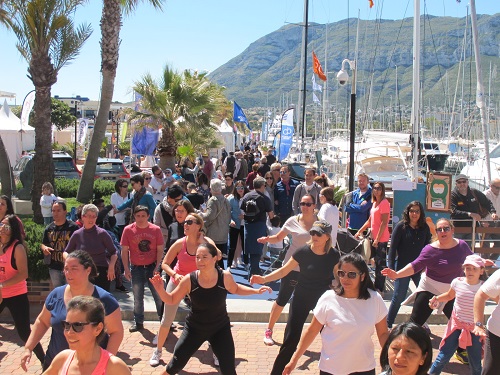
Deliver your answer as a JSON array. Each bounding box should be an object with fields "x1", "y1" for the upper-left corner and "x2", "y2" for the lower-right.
[
  {"x1": 271, "y1": 287, "x2": 325, "y2": 375},
  {"x1": 228, "y1": 226, "x2": 244, "y2": 268},
  {"x1": 483, "y1": 329, "x2": 500, "y2": 375},
  {"x1": 275, "y1": 270, "x2": 299, "y2": 307},
  {"x1": 166, "y1": 322, "x2": 236, "y2": 375},
  {"x1": 0, "y1": 293, "x2": 45, "y2": 364},
  {"x1": 320, "y1": 370, "x2": 375, "y2": 375},
  {"x1": 95, "y1": 266, "x2": 111, "y2": 292},
  {"x1": 409, "y1": 290, "x2": 454, "y2": 325}
]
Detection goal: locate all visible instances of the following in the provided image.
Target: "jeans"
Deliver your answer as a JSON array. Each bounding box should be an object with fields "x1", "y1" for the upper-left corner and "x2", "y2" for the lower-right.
[
  {"x1": 429, "y1": 329, "x2": 482, "y2": 375},
  {"x1": 130, "y1": 263, "x2": 163, "y2": 324},
  {"x1": 48, "y1": 268, "x2": 66, "y2": 288},
  {"x1": 386, "y1": 269, "x2": 421, "y2": 328}
]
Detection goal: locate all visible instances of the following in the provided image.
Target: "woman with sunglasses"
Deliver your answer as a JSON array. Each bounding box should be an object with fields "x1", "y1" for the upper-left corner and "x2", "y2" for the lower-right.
[
  {"x1": 0, "y1": 215, "x2": 45, "y2": 366},
  {"x1": 149, "y1": 213, "x2": 220, "y2": 367},
  {"x1": 382, "y1": 218, "x2": 486, "y2": 327},
  {"x1": 264, "y1": 171, "x2": 276, "y2": 212},
  {"x1": 42, "y1": 296, "x2": 130, "y2": 374},
  {"x1": 141, "y1": 171, "x2": 155, "y2": 195},
  {"x1": 254, "y1": 194, "x2": 318, "y2": 346},
  {"x1": 111, "y1": 179, "x2": 131, "y2": 239},
  {"x1": 227, "y1": 180, "x2": 248, "y2": 270},
  {"x1": 22, "y1": 250, "x2": 123, "y2": 371},
  {"x1": 356, "y1": 181, "x2": 391, "y2": 294},
  {"x1": 283, "y1": 252, "x2": 388, "y2": 375},
  {"x1": 386, "y1": 201, "x2": 432, "y2": 328},
  {"x1": 0, "y1": 195, "x2": 26, "y2": 238},
  {"x1": 252, "y1": 220, "x2": 340, "y2": 375},
  {"x1": 150, "y1": 242, "x2": 271, "y2": 374}
]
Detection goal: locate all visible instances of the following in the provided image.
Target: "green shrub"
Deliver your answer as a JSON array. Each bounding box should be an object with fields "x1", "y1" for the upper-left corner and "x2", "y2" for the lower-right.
[
  {"x1": 55, "y1": 178, "x2": 79, "y2": 198},
  {"x1": 22, "y1": 219, "x2": 49, "y2": 281},
  {"x1": 93, "y1": 179, "x2": 116, "y2": 199}
]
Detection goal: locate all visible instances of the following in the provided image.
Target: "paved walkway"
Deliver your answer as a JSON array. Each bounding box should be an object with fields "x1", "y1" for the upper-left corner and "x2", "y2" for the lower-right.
[{"x1": 0, "y1": 322, "x2": 470, "y2": 374}]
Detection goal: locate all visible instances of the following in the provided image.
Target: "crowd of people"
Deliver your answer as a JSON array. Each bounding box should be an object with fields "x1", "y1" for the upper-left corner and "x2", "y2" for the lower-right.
[{"x1": 2, "y1": 143, "x2": 500, "y2": 374}]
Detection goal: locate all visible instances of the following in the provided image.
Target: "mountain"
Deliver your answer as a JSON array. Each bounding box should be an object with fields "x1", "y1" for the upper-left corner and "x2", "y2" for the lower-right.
[{"x1": 209, "y1": 14, "x2": 500, "y2": 113}]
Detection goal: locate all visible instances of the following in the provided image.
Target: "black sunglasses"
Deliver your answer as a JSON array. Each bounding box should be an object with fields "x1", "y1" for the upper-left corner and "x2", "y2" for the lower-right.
[
  {"x1": 184, "y1": 219, "x2": 197, "y2": 226},
  {"x1": 309, "y1": 230, "x2": 323, "y2": 237},
  {"x1": 337, "y1": 270, "x2": 363, "y2": 279},
  {"x1": 61, "y1": 320, "x2": 96, "y2": 333},
  {"x1": 121, "y1": 185, "x2": 128, "y2": 188},
  {"x1": 436, "y1": 226, "x2": 452, "y2": 233},
  {"x1": 144, "y1": 177, "x2": 152, "y2": 180},
  {"x1": 299, "y1": 202, "x2": 314, "y2": 207}
]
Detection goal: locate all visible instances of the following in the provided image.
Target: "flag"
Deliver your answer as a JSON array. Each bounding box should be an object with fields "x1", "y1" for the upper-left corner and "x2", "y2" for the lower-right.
[
  {"x1": 132, "y1": 127, "x2": 159, "y2": 155},
  {"x1": 20, "y1": 91, "x2": 35, "y2": 130},
  {"x1": 278, "y1": 108, "x2": 294, "y2": 161},
  {"x1": 77, "y1": 118, "x2": 89, "y2": 145},
  {"x1": 312, "y1": 75, "x2": 322, "y2": 92},
  {"x1": 312, "y1": 52, "x2": 327, "y2": 81},
  {"x1": 233, "y1": 101, "x2": 251, "y2": 130},
  {"x1": 369, "y1": 0, "x2": 374, "y2": 8},
  {"x1": 134, "y1": 91, "x2": 143, "y2": 111},
  {"x1": 313, "y1": 92, "x2": 321, "y2": 105}
]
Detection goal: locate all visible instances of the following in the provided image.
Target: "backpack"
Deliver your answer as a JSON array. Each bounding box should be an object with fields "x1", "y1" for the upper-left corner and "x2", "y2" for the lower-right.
[{"x1": 244, "y1": 197, "x2": 261, "y2": 222}]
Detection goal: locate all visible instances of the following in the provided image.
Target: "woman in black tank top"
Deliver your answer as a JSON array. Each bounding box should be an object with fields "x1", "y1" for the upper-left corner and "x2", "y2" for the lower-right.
[{"x1": 150, "y1": 243, "x2": 271, "y2": 375}]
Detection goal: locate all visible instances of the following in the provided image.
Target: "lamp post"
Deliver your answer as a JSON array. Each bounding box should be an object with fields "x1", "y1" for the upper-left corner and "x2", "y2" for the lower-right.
[
  {"x1": 74, "y1": 99, "x2": 79, "y2": 163},
  {"x1": 337, "y1": 59, "x2": 357, "y2": 192}
]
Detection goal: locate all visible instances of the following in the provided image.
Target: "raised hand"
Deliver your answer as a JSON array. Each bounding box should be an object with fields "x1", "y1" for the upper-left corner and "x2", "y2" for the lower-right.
[{"x1": 250, "y1": 274, "x2": 265, "y2": 285}]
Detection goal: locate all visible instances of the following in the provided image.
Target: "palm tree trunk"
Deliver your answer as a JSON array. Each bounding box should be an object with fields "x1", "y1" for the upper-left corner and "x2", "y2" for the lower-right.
[
  {"x1": 77, "y1": 0, "x2": 121, "y2": 202},
  {"x1": 0, "y1": 134, "x2": 16, "y2": 196},
  {"x1": 157, "y1": 125, "x2": 178, "y2": 170}
]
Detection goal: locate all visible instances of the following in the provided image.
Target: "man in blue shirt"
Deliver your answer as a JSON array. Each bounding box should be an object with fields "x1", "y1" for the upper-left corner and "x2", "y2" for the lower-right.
[
  {"x1": 274, "y1": 164, "x2": 300, "y2": 224},
  {"x1": 344, "y1": 173, "x2": 372, "y2": 236}
]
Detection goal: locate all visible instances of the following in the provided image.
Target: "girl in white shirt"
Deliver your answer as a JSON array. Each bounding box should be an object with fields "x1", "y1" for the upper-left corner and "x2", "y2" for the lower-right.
[
  {"x1": 318, "y1": 187, "x2": 339, "y2": 246},
  {"x1": 40, "y1": 182, "x2": 57, "y2": 225}
]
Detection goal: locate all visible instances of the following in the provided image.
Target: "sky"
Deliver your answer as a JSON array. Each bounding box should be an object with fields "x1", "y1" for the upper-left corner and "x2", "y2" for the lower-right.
[{"x1": 1, "y1": 0, "x2": 499, "y2": 105}]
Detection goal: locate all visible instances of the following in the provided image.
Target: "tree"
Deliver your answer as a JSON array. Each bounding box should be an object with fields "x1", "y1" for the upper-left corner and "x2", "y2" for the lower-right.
[
  {"x1": 5, "y1": 0, "x2": 91, "y2": 222},
  {"x1": 126, "y1": 66, "x2": 230, "y2": 170},
  {"x1": 77, "y1": 0, "x2": 164, "y2": 203},
  {"x1": 11, "y1": 98, "x2": 76, "y2": 130}
]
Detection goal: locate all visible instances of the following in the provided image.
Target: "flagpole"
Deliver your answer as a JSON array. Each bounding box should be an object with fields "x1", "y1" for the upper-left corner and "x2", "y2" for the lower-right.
[{"x1": 297, "y1": 0, "x2": 309, "y2": 154}]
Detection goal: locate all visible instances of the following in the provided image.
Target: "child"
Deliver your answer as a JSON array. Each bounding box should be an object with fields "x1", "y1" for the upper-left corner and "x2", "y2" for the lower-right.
[
  {"x1": 266, "y1": 216, "x2": 283, "y2": 259},
  {"x1": 428, "y1": 254, "x2": 486, "y2": 375},
  {"x1": 40, "y1": 182, "x2": 57, "y2": 226}
]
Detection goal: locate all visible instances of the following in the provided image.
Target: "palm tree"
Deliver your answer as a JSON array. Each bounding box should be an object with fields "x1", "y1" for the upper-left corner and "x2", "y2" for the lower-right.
[
  {"x1": 77, "y1": 0, "x2": 164, "y2": 203},
  {"x1": 5, "y1": 0, "x2": 91, "y2": 222},
  {"x1": 126, "y1": 66, "x2": 230, "y2": 170}
]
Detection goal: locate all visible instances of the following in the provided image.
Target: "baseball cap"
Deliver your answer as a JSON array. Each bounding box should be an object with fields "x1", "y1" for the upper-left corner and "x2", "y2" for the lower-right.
[
  {"x1": 455, "y1": 174, "x2": 469, "y2": 181},
  {"x1": 463, "y1": 254, "x2": 485, "y2": 268},
  {"x1": 309, "y1": 220, "x2": 332, "y2": 236}
]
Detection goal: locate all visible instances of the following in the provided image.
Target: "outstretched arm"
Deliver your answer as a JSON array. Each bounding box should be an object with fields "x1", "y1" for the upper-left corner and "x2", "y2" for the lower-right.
[
  {"x1": 250, "y1": 257, "x2": 298, "y2": 285},
  {"x1": 223, "y1": 271, "x2": 272, "y2": 295},
  {"x1": 149, "y1": 273, "x2": 190, "y2": 305}
]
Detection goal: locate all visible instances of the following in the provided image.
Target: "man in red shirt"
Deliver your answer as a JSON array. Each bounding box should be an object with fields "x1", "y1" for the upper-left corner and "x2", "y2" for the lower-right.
[
  {"x1": 121, "y1": 205, "x2": 164, "y2": 332},
  {"x1": 202, "y1": 154, "x2": 214, "y2": 179}
]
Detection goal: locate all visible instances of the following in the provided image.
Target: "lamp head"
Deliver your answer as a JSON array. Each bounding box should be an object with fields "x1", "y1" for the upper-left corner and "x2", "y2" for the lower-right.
[{"x1": 337, "y1": 69, "x2": 349, "y2": 86}]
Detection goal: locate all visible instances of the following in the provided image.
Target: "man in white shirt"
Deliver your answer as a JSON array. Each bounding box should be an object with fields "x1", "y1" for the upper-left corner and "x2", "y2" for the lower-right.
[{"x1": 292, "y1": 168, "x2": 322, "y2": 214}]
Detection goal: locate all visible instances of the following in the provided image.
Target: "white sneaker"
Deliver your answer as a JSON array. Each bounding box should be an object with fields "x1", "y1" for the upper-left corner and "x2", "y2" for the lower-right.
[
  {"x1": 152, "y1": 334, "x2": 158, "y2": 345},
  {"x1": 263, "y1": 329, "x2": 274, "y2": 346},
  {"x1": 213, "y1": 353, "x2": 219, "y2": 367},
  {"x1": 149, "y1": 349, "x2": 162, "y2": 367}
]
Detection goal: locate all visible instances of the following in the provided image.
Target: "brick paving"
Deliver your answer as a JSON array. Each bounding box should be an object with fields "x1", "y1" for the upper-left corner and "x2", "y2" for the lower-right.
[{"x1": 0, "y1": 322, "x2": 469, "y2": 374}]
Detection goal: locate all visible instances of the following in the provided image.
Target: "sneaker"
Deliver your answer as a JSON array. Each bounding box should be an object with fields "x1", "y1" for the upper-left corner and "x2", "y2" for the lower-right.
[
  {"x1": 115, "y1": 285, "x2": 128, "y2": 292},
  {"x1": 152, "y1": 334, "x2": 158, "y2": 345},
  {"x1": 213, "y1": 353, "x2": 219, "y2": 367},
  {"x1": 263, "y1": 329, "x2": 274, "y2": 346},
  {"x1": 455, "y1": 349, "x2": 469, "y2": 365},
  {"x1": 129, "y1": 323, "x2": 144, "y2": 333},
  {"x1": 149, "y1": 349, "x2": 162, "y2": 367}
]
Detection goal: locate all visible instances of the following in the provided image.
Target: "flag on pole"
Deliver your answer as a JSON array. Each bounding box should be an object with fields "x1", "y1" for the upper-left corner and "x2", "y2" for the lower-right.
[
  {"x1": 313, "y1": 93, "x2": 321, "y2": 105},
  {"x1": 20, "y1": 91, "x2": 35, "y2": 130},
  {"x1": 233, "y1": 101, "x2": 251, "y2": 130},
  {"x1": 312, "y1": 51, "x2": 327, "y2": 81},
  {"x1": 369, "y1": 0, "x2": 374, "y2": 8},
  {"x1": 311, "y1": 75, "x2": 323, "y2": 92}
]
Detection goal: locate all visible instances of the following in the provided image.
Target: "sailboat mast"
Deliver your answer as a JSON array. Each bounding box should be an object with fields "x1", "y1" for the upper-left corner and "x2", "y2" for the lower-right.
[
  {"x1": 411, "y1": 0, "x2": 421, "y2": 180},
  {"x1": 470, "y1": 0, "x2": 491, "y2": 183},
  {"x1": 297, "y1": 0, "x2": 309, "y2": 152}
]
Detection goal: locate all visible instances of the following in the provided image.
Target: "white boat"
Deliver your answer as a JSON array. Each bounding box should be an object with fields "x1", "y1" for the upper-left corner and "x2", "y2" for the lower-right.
[{"x1": 461, "y1": 142, "x2": 500, "y2": 191}]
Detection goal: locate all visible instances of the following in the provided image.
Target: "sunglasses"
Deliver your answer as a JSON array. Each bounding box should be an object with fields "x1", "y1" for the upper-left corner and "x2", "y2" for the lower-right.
[
  {"x1": 372, "y1": 186, "x2": 382, "y2": 191},
  {"x1": 164, "y1": 171, "x2": 172, "y2": 174},
  {"x1": 409, "y1": 209, "x2": 420, "y2": 214},
  {"x1": 309, "y1": 231, "x2": 323, "y2": 237},
  {"x1": 300, "y1": 202, "x2": 314, "y2": 207},
  {"x1": 456, "y1": 180, "x2": 467, "y2": 184},
  {"x1": 154, "y1": 173, "x2": 162, "y2": 177},
  {"x1": 0, "y1": 223, "x2": 11, "y2": 231},
  {"x1": 121, "y1": 185, "x2": 128, "y2": 188},
  {"x1": 184, "y1": 219, "x2": 197, "y2": 226},
  {"x1": 337, "y1": 270, "x2": 363, "y2": 279},
  {"x1": 144, "y1": 177, "x2": 152, "y2": 180},
  {"x1": 280, "y1": 171, "x2": 288, "y2": 174},
  {"x1": 266, "y1": 177, "x2": 273, "y2": 180},
  {"x1": 61, "y1": 320, "x2": 96, "y2": 333},
  {"x1": 236, "y1": 186, "x2": 245, "y2": 190},
  {"x1": 436, "y1": 226, "x2": 452, "y2": 233}
]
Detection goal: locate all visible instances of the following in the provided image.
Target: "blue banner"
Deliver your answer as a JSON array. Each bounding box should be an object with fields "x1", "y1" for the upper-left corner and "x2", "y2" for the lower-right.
[
  {"x1": 278, "y1": 108, "x2": 294, "y2": 161},
  {"x1": 261, "y1": 119, "x2": 270, "y2": 141},
  {"x1": 132, "y1": 127, "x2": 159, "y2": 155},
  {"x1": 233, "y1": 101, "x2": 251, "y2": 130}
]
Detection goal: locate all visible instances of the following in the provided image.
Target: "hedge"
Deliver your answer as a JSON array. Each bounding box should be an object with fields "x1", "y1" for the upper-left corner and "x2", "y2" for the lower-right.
[
  {"x1": 22, "y1": 218, "x2": 49, "y2": 282},
  {"x1": 55, "y1": 178, "x2": 118, "y2": 200}
]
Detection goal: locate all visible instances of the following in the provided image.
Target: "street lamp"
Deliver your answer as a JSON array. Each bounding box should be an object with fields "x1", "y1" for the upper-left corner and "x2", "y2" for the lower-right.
[{"x1": 337, "y1": 59, "x2": 357, "y2": 192}]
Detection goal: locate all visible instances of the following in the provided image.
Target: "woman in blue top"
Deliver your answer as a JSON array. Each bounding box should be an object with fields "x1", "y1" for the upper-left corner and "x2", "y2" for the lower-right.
[
  {"x1": 227, "y1": 180, "x2": 248, "y2": 269},
  {"x1": 21, "y1": 250, "x2": 123, "y2": 371},
  {"x1": 116, "y1": 174, "x2": 157, "y2": 222}
]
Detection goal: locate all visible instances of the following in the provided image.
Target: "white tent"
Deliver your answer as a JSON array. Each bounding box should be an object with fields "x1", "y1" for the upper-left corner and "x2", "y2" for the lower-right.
[
  {"x1": 217, "y1": 119, "x2": 235, "y2": 153},
  {"x1": 0, "y1": 100, "x2": 35, "y2": 166}
]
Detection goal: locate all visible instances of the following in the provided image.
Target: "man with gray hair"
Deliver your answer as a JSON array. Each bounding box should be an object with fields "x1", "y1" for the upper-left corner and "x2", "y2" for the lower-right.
[
  {"x1": 201, "y1": 179, "x2": 231, "y2": 267},
  {"x1": 241, "y1": 176, "x2": 274, "y2": 278}
]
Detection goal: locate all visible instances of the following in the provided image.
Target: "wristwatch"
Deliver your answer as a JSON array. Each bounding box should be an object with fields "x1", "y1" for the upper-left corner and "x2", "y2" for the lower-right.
[{"x1": 475, "y1": 322, "x2": 485, "y2": 329}]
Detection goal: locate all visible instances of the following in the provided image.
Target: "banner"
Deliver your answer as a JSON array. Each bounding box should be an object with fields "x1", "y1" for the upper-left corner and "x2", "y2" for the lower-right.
[
  {"x1": 233, "y1": 101, "x2": 251, "y2": 130},
  {"x1": 120, "y1": 122, "x2": 128, "y2": 143},
  {"x1": 261, "y1": 119, "x2": 270, "y2": 142},
  {"x1": 278, "y1": 108, "x2": 294, "y2": 161},
  {"x1": 132, "y1": 127, "x2": 159, "y2": 155},
  {"x1": 77, "y1": 118, "x2": 89, "y2": 145},
  {"x1": 312, "y1": 51, "x2": 327, "y2": 81},
  {"x1": 20, "y1": 90, "x2": 35, "y2": 130},
  {"x1": 313, "y1": 92, "x2": 321, "y2": 104},
  {"x1": 134, "y1": 91, "x2": 143, "y2": 111},
  {"x1": 312, "y1": 75, "x2": 322, "y2": 92}
]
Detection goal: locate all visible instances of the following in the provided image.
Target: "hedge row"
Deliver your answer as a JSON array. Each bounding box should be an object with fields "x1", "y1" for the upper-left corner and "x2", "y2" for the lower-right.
[{"x1": 55, "y1": 178, "x2": 120, "y2": 199}]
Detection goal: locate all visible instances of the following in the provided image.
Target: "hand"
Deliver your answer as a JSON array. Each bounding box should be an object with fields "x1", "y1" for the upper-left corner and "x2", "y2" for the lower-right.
[
  {"x1": 470, "y1": 212, "x2": 482, "y2": 221},
  {"x1": 283, "y1": 360, "x2": 297, "y2": 375},
  {"x1": 42, "y1": 246, "x2": 53, "y2": 256},
  {"x1": 123, "y1": 269, "x2": 131, "y2": 281},
  {"x1": 354, "y1": 232, "x2": 362, "y2": 239},
  {"x1": 149, "y1": 273, "x2": 164, "y2": 289},
  {"x1": 230, "y1": 221, "x2": 236, "y2": 228},
  {"x1": 20, "y1": 348, "x2": 32, "y2": 371},
  {"x1": 250, "y1": 275, "x2": 265, "y2": 284},
  {"x1": 257, "y1": 236, "x2": 268, "y2": 244},
  {"x1": 257, "y1": 286, "x2": 272, "y2": 294},
  {"x1": 372, "y1": 240, "x2": 379, "y2": 248},
  {"x1": 173, "y1": 273, "x2": 184, "y2": 283},
  {"x1": 484, "y1": 259, "x2": 496, "y2": 267},
  {"x1": 492, "y1": 213, "x2": 499, "y2": 220},
  {"x1": 360, "y1": 200, "x2": 367, "y2": 206},
  {"x1": 429, "y1": 296, "x2": 439, "y2": 309},
  {"x1": 381, "y1": 268, "x2": 396, "y2": 280},
  {"x1": 107, "y1": 266, "x2": 115, "y2": 281},
  {"x1": 472, "y1": 326, "x2": 487, "y2": 342}
]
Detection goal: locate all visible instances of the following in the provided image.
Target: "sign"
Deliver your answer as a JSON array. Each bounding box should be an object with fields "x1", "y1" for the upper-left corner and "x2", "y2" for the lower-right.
[{"x1": 426, "y1": 172, "x2": 452, "y2": 212}]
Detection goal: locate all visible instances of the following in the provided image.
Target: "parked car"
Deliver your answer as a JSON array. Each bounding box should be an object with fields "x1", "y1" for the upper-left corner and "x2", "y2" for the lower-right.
[
  {"x1": 86, "y1": 158, "x2": 130, "y2": 181},
  {"x1": 13, "y1": 151, "x2": 81, "y2": 183}
]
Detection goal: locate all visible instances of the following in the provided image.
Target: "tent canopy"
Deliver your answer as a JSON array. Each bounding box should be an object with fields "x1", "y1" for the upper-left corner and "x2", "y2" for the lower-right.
[{"x1": 217, "y1": 119, "x2": 235, "y2": 153}]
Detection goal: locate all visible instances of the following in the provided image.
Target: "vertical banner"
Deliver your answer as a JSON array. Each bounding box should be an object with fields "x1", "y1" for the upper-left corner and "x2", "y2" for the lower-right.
[
  {"x1": 278, "y1": 108, "x2": 294, "y2": 161},
  {"x1": 261, "y1": 120, "x2": 269, "y2": 142},
  {"x1": 20, "y1": 90, "x2": 36, "y2": 130},
  {"x1": 77, "y1": 118, "x2": 89, "y2": 145}
]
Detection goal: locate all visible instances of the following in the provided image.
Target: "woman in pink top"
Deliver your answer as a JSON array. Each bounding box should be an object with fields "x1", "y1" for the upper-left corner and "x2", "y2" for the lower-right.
[
  {"x1": 0, "y1": 215, "x2": 45, "y2": 366},
  {"x1": 356, "y1": 181, "x2": 391, "y2": 293},
  {"x1": 43, "y1": 296, "x2": 130, "y2": 374},
  {"x1": 150, "y1": 213, "x2": 219, "y2": 367}
]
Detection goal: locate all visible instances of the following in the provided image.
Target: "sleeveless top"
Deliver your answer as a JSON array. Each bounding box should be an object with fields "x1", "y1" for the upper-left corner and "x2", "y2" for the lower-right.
[
  {"x1": 172, "y1": 237, "x2": 197, "y2": 284},
  {"x1": 60, "y1": 347, "x2": 112, "y2": 375},
  {"x1": 186, "y1": 267, "x2": 229, "y2": 331},
  {"x1": 0, "y1": 240, "x2": 27, "y2": 298}
]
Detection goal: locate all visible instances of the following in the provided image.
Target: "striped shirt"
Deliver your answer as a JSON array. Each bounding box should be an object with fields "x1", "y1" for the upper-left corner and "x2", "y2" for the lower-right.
[{"x1": 451, "y1": 277, "x2": 483, "y2": 323}]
